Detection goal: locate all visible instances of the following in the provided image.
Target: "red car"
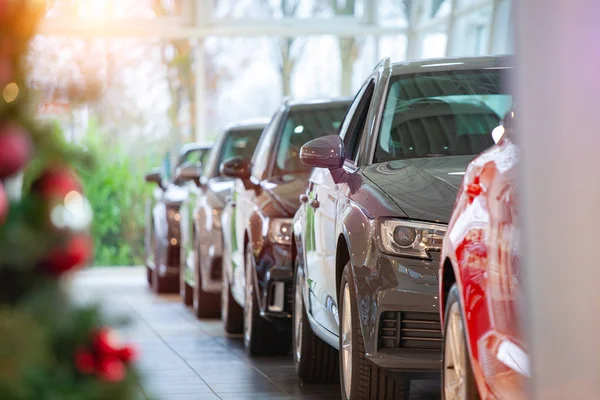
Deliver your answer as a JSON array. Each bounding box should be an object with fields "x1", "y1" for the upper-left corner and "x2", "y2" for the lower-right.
[{"x1": 439, "y1": 113, "x2": 529, "y2": 399}]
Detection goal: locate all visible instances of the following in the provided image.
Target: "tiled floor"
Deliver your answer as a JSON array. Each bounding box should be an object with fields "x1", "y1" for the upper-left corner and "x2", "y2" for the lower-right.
[{"x1": 73, "y1": 267, "x2": 441, "y2": 400}]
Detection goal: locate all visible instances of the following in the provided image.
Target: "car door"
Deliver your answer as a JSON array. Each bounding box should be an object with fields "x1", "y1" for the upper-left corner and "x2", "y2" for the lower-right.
[
  {"x1": 230, "y1": 109, "x2": 284, "y2": 304},
  {"x1": 305, "y1": 79, "x2": 376, "y2": 334}
]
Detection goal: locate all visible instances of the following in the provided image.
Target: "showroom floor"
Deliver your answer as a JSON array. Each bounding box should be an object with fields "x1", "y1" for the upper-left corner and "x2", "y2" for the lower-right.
[{"x1": 73, "y1": 267, "x2": 441, "y2": 400}]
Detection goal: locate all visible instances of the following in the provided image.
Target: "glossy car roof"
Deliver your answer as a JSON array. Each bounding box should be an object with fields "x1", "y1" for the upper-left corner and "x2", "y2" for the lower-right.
[
  {"x1": 224, "y1": 118, "x2": 270, "y2": 132},
  {"x1": 286, "y1": 97, "x2": 353, "y2": 111},
  {"x1": 389, "y1": 55, "x2": 514, "y2": 75},
  {"x1": 180, "y1": 141, "x2": 212, "y2": 154}
]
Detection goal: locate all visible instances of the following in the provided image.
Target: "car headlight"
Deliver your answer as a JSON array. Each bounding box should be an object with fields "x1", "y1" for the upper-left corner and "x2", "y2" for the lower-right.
[
  {"x1": 377, "y1": 219, "x2": 447, "y2": 260},
  {"x1": 269, "y1": 218, "x2": 292, "y2": 245}
]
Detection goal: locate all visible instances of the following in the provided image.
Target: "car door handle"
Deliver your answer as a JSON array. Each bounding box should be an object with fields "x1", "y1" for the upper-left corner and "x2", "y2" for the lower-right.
[
  {"x1": 328, "y1": 194, "x2": 336, "y2": 202},
  {"x1": 299, "y1": 194, "x2": 309, "y2": 203},
  {"x1": 309, "y1": 199, "x2": 320, "y2": 209},
  {"x1": 231, "y1": 202, "x2": 236, "y2": 208}
]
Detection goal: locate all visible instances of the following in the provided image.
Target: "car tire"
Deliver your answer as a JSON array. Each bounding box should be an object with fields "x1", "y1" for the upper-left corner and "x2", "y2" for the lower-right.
[
  {"x1": 243, "y1": 243, "x2": 290, "y2": 356},
  {"x1": 442, "y1": 284, "x2": 480, "y2": 400},
  {"x1": 152, "y1": 242, "x2": 178, "y2": 294},
  {"x1": 222, "y1": 253, "x2": 243, "y2": 334},
  {"x1": 180, "y1": 264, "x2": 193, "y2": 306},
  {"x1": 146, "y1": 265, "x2": 153, "y2": 286},
  {"x1": 339, "y1": 262, "x2": 409, "y2": 400},
  {"x1": 293, "y1": 256, "x2": 338, "y2": 383},
  {"x1": 193, "y1": 243, "x2": 220, "y2": 318}
]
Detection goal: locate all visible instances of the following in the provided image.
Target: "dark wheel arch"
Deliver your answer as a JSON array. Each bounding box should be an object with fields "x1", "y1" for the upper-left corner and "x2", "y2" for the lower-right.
[
  {"x1": 335, "y1": 234, "x2": 351, "y2": 303},
  {"x1": 441, "y1": 258, "x2": 456, "y2": 321}
]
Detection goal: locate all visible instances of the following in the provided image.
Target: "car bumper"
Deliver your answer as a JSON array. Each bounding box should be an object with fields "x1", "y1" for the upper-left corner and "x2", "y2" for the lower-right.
[
  {"x1": 358, "y1": 250, "x2": 442, "y2": 373},
  {"x1": 255, "y1": 242, "x2": 294, "y2": 324}
]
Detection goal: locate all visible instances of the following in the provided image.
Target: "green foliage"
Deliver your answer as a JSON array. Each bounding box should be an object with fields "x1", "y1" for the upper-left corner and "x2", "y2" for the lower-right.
[{"x1": 77, "y1": 122, "x2": 153, "y2": 266}]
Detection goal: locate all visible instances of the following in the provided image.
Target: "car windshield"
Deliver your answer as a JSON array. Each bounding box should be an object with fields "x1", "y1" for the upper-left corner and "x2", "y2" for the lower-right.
[
  {"x1": 203, "y1": 128, "x2": 263, "y2": 178},
  {"x1": 375, "y1": 69, "x2": 513, "y2": 163},
  {"x1": 273, "y1": 105, "x2": 348, "y2": 175},
  {"x1": 219, "y1": 129, "x2": 262, "y2": 165}
]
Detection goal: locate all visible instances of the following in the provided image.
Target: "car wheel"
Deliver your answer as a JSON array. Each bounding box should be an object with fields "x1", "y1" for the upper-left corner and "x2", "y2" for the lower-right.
[
  {"x1": 293, "y1": 256, "x2": 338, "y2": 383},
  {"x1": 443, "y1": 284, "x2": 480, "y2": 400},
  {"x1": 339, "y1": 262, "x2": 408, "y2": 400},
  {"x1": 243, "y1": 243, "x2": 290, "y2": 356},
  {"x1": 152, "y1": 240, "x2": 178, "y2": 294},
  {"x1": 222, "y1": 250, "x2": 243, "y2": 334},
  {"x1": 193, "y1": 249, "x2": 220, "y2": 319},
  {"x1": 180, "y1": 254, "x2": 193, "y2": 306},
  {"x1": 146, "y1": 265, "x2": 153, "y2": 286}
]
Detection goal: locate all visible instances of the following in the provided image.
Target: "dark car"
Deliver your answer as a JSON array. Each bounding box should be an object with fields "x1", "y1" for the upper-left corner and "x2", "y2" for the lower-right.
[
  {"x1": 144, "y1": 142, "x2": 211, "y2": 293},
  {"x1": 292, "y1": 56, "x2": 513, "y2": 398},
  {"x1": 219, "y1": 98, "x2": 351, "y2": 355},
  {"x1": 440, "y1": 112, "x2": 527, "y2": 400},
  {"x1": 177, "y1": 121, "x2": 268, "y2": 318}
]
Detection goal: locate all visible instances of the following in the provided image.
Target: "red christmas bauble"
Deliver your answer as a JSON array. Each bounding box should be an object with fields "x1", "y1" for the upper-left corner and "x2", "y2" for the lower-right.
[
  {"x1": 93, "y1": 328, "x2": 120, "y2": 357},
  {"x1": 75, "y1": 349, "x2": 95, "y2": 374},
  {"x1": 0, "y1": 124, "x2": 31, "y2": 179},
  {"x1": 117, "y1": 345, "x2": 137, "y2": 364},
  {"x1": 30, "y1": 167, "x2": 81, "y2": 200},
  {"x1": 42, "y1": 235, "x2": 92, "y2": 275},
  {"x1": 0, "y1": 183, "x2": 7, "y2": 225},
  {"x1": 96, "y1": 355, "x2": 125, "y2": 382}
]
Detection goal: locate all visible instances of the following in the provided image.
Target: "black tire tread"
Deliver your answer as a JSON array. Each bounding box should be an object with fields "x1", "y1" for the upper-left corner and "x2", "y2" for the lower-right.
[
  {"x1": 341, "y1": 264, "x2": 409, "y2": 400},
  {"x1": 294, "y1": 265, "x2": 339, "y2": 383},
  {"x1": 245, "y1": 244, "x2": 290, "y2": 356},
  {"x1": 223, "y1": 277, "x2": 244, "y2": 333}
]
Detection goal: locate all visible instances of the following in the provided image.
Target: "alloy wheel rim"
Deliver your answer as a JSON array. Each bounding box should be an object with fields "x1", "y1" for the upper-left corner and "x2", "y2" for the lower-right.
[
  {"x1": 444, "y1": 302, "x2": 467, "y2": 400},
  {"x1": 341, "y1": 283, "x2": 352, "y2": 398},
  {"x1": 294, "y1": 271, "x2": 303, "y2": 363},
  {"x1": 243, "y1": 252, "x2": 253, "y2": 346}
]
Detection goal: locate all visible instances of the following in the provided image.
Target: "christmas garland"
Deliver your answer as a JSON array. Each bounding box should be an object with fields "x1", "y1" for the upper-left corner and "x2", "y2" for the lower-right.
[{"x1": 0, "y1": 1, "x2": 140, "y2": 399}]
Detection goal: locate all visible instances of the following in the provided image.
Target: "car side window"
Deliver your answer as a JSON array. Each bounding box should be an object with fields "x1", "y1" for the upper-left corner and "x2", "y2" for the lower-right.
[
  {"x1": 340, "y1": 80, "x2": 375, "y2": 164},
  {"x1": 251, "y1": 109, "x2": 283, "y2": 181}
]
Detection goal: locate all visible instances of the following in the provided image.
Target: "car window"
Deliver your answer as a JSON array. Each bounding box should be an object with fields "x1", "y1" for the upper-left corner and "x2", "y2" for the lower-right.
[
  {"x1": 375, "y1": 69, "x2": 513, "y2": 163},
  {"x1": 340, "y1": 80, "x2": 375, "y2": 163},
  {"x1": 272, "y1": 104, "x2": 349, "y2": 176},
  {"x1": 179, "y1": 148, "x2": 207, "y2": 166},
  {"x1": 203, "y1": 128, "x2": 263, "y2": 179},
  {"x1": 252, "y1": 110, "x2": 283, "y2": 181},
  {"x1": 221, "y1": 129, "x2": 262, "y2": 162}
]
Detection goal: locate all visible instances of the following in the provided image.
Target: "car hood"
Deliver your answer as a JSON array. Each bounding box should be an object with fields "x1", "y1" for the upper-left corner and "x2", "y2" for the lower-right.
[
  {"x1": 261, "y1": 173, "x2": 310, "y2": 216},
  {"x1": 363, "y1": 156, "x2": 475, "y2": 224}
]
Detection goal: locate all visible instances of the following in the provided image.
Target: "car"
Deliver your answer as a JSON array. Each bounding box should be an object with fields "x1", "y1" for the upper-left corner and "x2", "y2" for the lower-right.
[
  {"x1": 440, "y1": 111, "x2": 526, "y2": 400},
  {"x1": 177, "y1": 120, "x2": 268, "y2": 318},
  {"x1": 220, "y1": 98, "x2": 352, "y2": 355},
  {"x1": 292, "y1": 56, "x2": 514, "y2": 398},
  {"x1": 144, "y1": 142, "x2": 211, "y2": 293}
]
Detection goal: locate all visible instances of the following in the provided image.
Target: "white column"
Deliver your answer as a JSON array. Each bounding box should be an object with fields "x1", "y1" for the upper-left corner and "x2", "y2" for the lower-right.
[
  {"x1": 518, "y1": 1, "x2": 600, "y2": 399},
  {"x1": 193, "y1": 0, "x2": 210, "y2": 142},
  {"x1": 445, "y1": 0, "x2": 458, "y2": 56}
]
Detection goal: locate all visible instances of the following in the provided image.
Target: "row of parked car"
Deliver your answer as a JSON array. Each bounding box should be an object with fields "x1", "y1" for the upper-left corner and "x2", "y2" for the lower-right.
[{"x1": 144, "y1": 55, "x2": 525, "y2": 400}]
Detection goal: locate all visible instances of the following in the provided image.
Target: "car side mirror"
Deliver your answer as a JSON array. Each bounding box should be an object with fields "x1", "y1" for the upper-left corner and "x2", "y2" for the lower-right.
[
  {"x1": 300, "y1": 134, "x2": 345, "y2": 169},
  {"x1": 220, "y1": 156, "x2": 251, "y2": 181},
  {"x1": 176, "y1": 161, "x2": 202, "y2": 185},
  {"x1": 144, "y1": 169, "x2": 165, "y2": 190}
]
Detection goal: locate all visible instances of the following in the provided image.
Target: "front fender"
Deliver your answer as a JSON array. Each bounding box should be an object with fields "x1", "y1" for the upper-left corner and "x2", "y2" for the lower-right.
[{"x1": 337, "y1": 200, "x2": 380, "y2": 354}]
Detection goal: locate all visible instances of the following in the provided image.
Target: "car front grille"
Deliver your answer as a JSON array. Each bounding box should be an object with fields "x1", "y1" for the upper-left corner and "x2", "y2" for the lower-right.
[{"x1": 379, "y1": 311, "x2": 442, "y2": 351}]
